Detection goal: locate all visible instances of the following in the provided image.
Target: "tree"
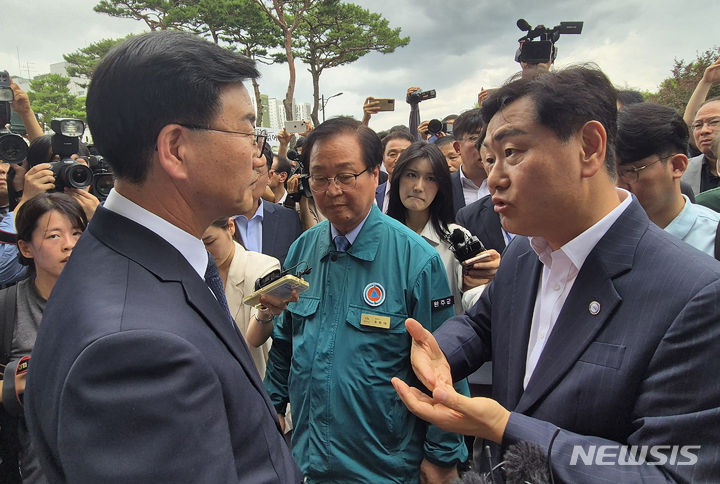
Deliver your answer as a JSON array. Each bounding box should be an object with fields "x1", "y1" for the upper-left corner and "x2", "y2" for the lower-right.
[
  {"x1": 251, "y1": 0, "x2": 315, "y2": 120},
  {"x1": 646, "y1": 47, "x2": 720, "y2": 112},
  {"x1": 182, "y1": 0, "x2": 284, "y2": 125},
  {"x1": 295, "y1": 1, "x2": 409, "y2": 126},
  {"x1": 94, "y1": 0, "x2": 195, "y2": 31},
  {"x1": 63, "y1": 35, "x2": 137, "y2": 87},
  {"x1": 27, "y1": 74, "x2": 86, "y2": 127}
]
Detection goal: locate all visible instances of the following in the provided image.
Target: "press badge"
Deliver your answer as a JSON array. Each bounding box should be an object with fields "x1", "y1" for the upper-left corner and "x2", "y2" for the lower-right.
[{"x1": 361, "y1": 313, "x2": 391, "y2": 329}]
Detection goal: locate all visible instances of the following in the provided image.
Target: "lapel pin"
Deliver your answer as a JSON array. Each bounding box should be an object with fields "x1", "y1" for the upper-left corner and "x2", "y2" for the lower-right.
[{"x1": 589, "y1": 301, "x2": 601, "y2": 316}]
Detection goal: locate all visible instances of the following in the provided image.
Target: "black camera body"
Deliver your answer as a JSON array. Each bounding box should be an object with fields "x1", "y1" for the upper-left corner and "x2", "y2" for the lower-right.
[
  {"x1": 88, "y1": 154, "x2": 114, "y2": 201},
  {"x1": 49, "y1": 119, "x2": 93, "y2": 191},
  {"x1": 514, "y1": 19, "x2": 583, "y2": 65},
  {"x1": 0, "y1": 70, "x2": 28, "y2": 164},
  {"x1": 407, "y1": 89, "x2": 436, "y2": 104},
  {"x1": 448, "y1": 228, "x2": 486, "y2": 263}
]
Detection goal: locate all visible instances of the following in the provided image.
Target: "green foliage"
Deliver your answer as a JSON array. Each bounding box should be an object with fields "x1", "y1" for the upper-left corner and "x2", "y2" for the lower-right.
[
  {"x1": 27, "y1": 74, "x2": 86, "y2": 126},
  {"x1": 94, "y1": 0, "x2": 195, "y2": 30},
  {"x1": 294, "y1": 0, "x2": 410, "y2": 124},
  {"x1": 646, "y1": 47, "x2": 720, "y2": 111},
  {"x1": 295, "y1": 1, "x2": 409, "y2": 73},
  {"x1": 63, "y1": 35, "x2": 137, "y2": 86}
]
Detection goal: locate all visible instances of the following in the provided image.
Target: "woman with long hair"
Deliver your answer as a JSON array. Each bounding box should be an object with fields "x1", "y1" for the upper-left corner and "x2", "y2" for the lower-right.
[
  {"x1": 387, "y1": 141, "x2": 500, "y2": 313},
  {"x1": 0, "y1": 192, "x2": 87, "y2": 483}
]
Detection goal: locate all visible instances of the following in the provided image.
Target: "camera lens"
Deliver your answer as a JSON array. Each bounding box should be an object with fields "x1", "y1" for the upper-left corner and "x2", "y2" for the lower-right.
[
  {"x1": 65, "y1": 164, "x2": 93, "y2": 189},
  {"x1": 427, "y1": 119, "x2": 443, "y2": 135},
  {"x1": 0, "y1": 133, "x2": 29, "y2": 163},
  {"x1": 93, "y1": 174, "x2": 114, "y2": 198}
]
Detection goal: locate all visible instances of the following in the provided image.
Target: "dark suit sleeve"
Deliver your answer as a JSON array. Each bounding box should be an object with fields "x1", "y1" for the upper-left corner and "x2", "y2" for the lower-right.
[
  {"x1": 56, "y1": 330, "x2": 240, "y2": 484},
  {"x1": 435, "y1": 277, "x2": 494, "y2": 382},
  {"x1": 502, "y1": 280, "x2": 720, "y2": 483}
]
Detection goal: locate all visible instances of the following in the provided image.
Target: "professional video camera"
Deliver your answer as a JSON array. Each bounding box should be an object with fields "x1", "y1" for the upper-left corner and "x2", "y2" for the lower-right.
[
  {"x1": 406, "y1": 89, "x2": 436, "y2": 104},
  {"x1": 448, "y1": 228, "x2": 486, "y2": 263},
  {"x1": 0, "y1": 70, "x2": 28, "y2": 163},
  {"x1": 514, "y1": 19, "x2": 583, "y2": 65},
  {"x1": 287, "y1": 158, "x2": 313, "y2": 200},
  {"x1": 87, "y1": 154, "x2": 114, "y2": 201},
  {"x1": 49, "y1": 118, "x2": 93, "y2": 191}
]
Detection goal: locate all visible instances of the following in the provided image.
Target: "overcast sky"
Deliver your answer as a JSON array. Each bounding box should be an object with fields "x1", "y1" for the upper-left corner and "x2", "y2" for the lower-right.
[{"x1": 2, "y1": 0, "x2": 719, "y2": 131}]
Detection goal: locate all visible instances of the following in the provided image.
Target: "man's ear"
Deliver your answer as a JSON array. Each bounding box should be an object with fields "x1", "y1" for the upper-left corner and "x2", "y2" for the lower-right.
[
  {"x1": 155, "y1": 124, "x2": 191, "y2": 180},
  {"x1": 227, "y1": 217, "x2": 236, "y2": 236},
  {"x1": 669, "y1": 153, "x2": 689, "y2": 178},
  {"x1": 452, "y1": 141, "x2": 461, "y2": 154},
  {"x1": 579, "y1": 120, "x2": 607, "y2": 178},
  {"x1": 279, "y1": 172, "x2": 288, "y2": 183}
]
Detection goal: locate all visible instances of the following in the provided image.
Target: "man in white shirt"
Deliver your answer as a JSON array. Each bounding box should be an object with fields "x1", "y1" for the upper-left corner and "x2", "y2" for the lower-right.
[{"x1": 392, "y1": 66, "x2": 720, "y2": 483}]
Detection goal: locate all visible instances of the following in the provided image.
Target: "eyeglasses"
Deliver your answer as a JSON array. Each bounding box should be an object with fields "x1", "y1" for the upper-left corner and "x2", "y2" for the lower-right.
[
  {"x1": 180, "y1": 124, "x2": 267, "y2": 153},
  {"x1": 308, "y1": 168, "x2": 369, "y2": 192},
  {"x1": 617, "y1": 155, "x2": 670, "y2": 184},
  {"x1": 691, "y1": 117, "x2": 720, "y2": 131}
]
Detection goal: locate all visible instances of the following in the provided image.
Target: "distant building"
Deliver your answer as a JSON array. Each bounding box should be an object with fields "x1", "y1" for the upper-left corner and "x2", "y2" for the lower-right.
[{"x1": 49, "y1": 62, "x2": 86, "y2": 97}]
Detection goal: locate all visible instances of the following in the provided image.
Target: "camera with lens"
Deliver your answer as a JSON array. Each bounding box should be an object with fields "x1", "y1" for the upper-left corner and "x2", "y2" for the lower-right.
[
  {"x1": 406, "y1": 89, "x2": 436, "y2": 104},
  {"x1": 0, "y1": 70, "x2": 28, "y2": 164},
  {"x1": 87, "y1": 153, "x2": 114, "y2": 201},
  {"x1": 288, "y1": 159, "x2": 313, "y2": 200},
  {"x1": 514, "y1": 19, "x2": 583, "y2": 65},
  {"x1": 49, "y1": 118, "x2": 93, "y2": 192},
  {"x1": 448, "y1": 228, "x2": 486, "y2": 263}
]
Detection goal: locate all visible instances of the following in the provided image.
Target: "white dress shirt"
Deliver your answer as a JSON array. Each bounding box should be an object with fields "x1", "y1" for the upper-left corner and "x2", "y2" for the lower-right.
[
  {"x1": 523, "y1": 189, "x2": 633, "y2": 389},
  {"x1": 459, "y1": 165, "x2": 490, "y2": 206},
  {"x1": 103, "y1": 188, "x2": 208, "y2": 279}
]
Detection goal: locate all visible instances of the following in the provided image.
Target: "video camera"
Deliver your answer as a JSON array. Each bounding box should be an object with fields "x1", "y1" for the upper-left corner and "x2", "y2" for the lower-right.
[
  {"x1": 0, "y1": 70, "x2": 28, "y2": 163},
  {"x1": 406, "y1": 89, "x2": 436, "y2": 104},
  {"x1": 49, "y1": 119, "x2": 93, "y2": 192},
  {"x1": 288, "y1": 157, "x2": 313, "y2": 200},
  {"x1": 514, "y1": 19, "x2": 583, "y2": 65},
  {"x1": 87, "y1": 153, "x2": 114, "y2": 201}
]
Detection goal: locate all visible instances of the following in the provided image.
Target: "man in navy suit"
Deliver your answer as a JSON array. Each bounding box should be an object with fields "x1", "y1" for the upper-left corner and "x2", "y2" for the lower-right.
[
  {"x1": 24, "y1": 32, "x2": 301, "y2": 483},
  {"x1": 393, "y1": 66, "x2": 720, "y2": 482},
  {"x1": 234, "y1": 144, "x2": 302, "y2": 267}
]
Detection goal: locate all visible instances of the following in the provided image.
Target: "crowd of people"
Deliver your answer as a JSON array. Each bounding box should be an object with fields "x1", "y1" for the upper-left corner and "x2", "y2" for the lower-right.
[{"x1": 0, "y1": 30, "x2": 719, "y2": 483}]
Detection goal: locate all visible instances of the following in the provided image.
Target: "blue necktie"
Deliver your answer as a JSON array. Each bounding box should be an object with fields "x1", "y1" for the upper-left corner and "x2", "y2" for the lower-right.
[
  {"x1": 334, "y1": 235, "x2": 351, "y2": 252},
  {"x1": 204, "y1": 256, "x2": 235, "y2": 327}
]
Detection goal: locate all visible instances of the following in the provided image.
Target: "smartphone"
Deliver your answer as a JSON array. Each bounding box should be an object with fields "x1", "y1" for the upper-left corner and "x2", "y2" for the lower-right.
[
  {"x1": 461, "y1": 251, "x2": 493, "y2": 266},
  {"x1": 375, "y1": 98, "x2": 395, "y2": 111},
  {"x1": 243, "y1": 274, "x2": 310, "y2": 308},
  {"x1": 284, "y1": 120, "x2": 305, "y2": 134}
]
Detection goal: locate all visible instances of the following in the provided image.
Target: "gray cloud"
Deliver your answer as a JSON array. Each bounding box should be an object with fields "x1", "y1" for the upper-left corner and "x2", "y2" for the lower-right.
[{"x1": 1, "y1": 0, "x2": 719, "y2": 130}]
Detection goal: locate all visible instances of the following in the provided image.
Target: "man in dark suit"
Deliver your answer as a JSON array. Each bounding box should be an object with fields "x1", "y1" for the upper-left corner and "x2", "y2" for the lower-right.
[
  {"x1": 374, "y1": 129, "x2": 413, "y2": 212},
  {"x1": 24, "y1": 32, "x2": 301, "y2": 483},
  {"x1": 455, "y1": 195, "x2": 506, "y2": 254},
  {"x1": 449, "y1": 109, "x2": 489, "y2": 216},
  {"x1": 234, "y1": 145, "x2": 302, "y2": 267},
  {"x1": 392, "y1": 66, "x2": 720, "y2": 482}
]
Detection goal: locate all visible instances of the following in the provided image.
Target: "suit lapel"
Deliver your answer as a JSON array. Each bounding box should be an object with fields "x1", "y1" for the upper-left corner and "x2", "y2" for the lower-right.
[
  {"x1": 504, "y1": 248, "x2": 542, "y2": 409},
  {"x1": 262, "y1": 203, "x2": 276, "y2": 257},
  {"x1": 90, "y1": 207, "x2": 277, "y2": 417},
  {"x1": 513, "y1": 200, "x2": 645, "y2": 414}
]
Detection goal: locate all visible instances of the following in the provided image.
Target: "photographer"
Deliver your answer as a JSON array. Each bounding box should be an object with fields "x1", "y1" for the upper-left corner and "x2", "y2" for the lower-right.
[{"x1": 0, "y1": 135, "x2": 100, "y2": 287}]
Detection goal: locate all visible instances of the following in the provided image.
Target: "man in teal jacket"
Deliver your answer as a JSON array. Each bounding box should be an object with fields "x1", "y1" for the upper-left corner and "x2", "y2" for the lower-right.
[{"x1": 264, "y1": 118, "x2": 468, "y2": 483}]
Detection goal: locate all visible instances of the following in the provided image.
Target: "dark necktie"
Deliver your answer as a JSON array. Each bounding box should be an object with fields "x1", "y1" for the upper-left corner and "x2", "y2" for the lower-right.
[
  {"x1": 204, "y1": 255, "x2": 235, "y2": 327},
  {"x1": 334, "y1": 235, "x2": 351, "y2": 252}
]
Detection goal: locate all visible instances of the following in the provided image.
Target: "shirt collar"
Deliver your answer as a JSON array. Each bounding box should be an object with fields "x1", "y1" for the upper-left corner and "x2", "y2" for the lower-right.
[
  {"x1": 530, "y1": 188, "x2": 632, "y2": 271},
  {"x1": 330, "y1": 208, "x2": 371, "y2": 246},
  {"x1": 459, "y1": 165, "x2": 479, "y2": 190},
  {"x1": 103, "y1": 188, "x2": 208, "y2": 279}
]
